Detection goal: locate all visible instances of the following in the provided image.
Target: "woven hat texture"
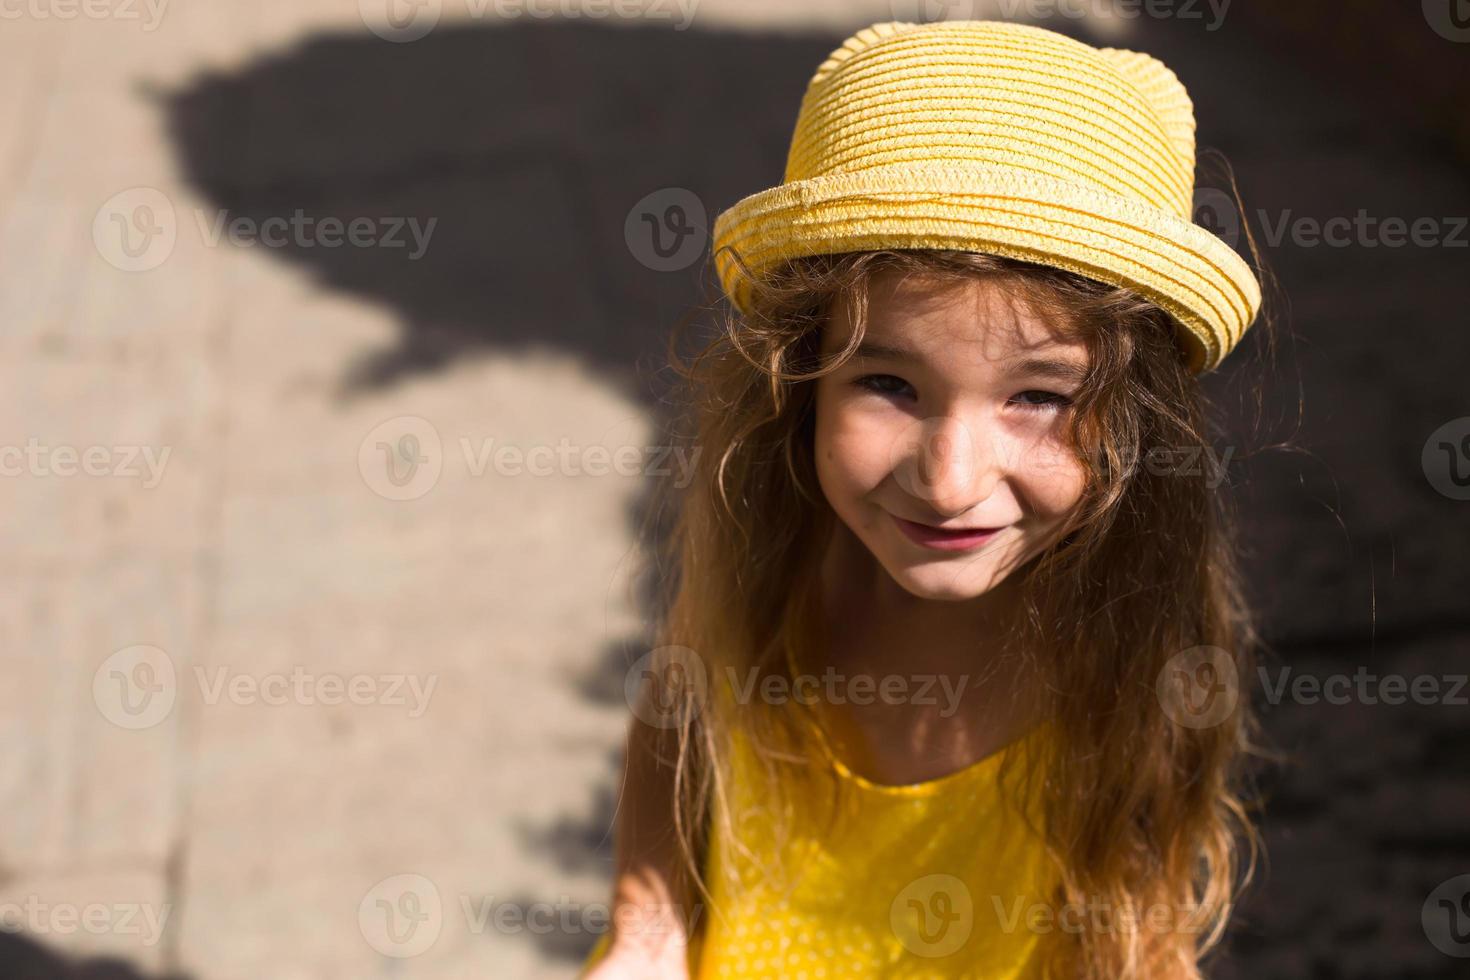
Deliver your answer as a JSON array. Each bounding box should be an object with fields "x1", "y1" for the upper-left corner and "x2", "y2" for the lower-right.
[{"x1": 710, "y1": 19, "x2": 1261, "y2": 373}]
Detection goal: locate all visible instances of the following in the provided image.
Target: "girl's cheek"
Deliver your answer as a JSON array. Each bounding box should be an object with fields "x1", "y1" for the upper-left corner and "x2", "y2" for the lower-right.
[
  {"x1": 811, "y1": 405, "x2": 887, "y2": 502},
  {"x1": 1019, "y1": 444, "x2": 1088, "y2": 515},
  {"x1": 821, "y1": 406, "x2": 895, "y2": 491}
]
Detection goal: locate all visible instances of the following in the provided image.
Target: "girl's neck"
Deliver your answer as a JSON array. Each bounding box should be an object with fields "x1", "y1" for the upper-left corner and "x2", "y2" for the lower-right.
[{"x1": 801, "y1": 518, "x2": 1041, "y2": 780}]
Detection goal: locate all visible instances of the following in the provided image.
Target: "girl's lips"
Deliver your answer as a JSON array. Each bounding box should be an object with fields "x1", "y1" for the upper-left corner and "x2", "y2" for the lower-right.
[{"x1": 891, "y1": 514, "x2": 1004, "y2": 552}]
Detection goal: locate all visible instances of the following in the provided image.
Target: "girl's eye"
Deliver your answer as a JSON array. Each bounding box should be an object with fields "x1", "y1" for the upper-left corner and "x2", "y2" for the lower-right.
[
  {"x1": 1010, "y1": 390, "x2": 1073, "y2": 412},
  {"x1": 853, "y1": 374, "x2": 914, "y2": 398},
  {"x1": 852, "y1": 376, "x2": 1072, "y2": 410}
]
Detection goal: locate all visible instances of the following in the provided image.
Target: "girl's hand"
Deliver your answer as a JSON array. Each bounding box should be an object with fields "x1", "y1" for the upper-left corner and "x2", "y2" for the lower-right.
[{"x1": 582, "y1": 937, "x2": 690, "y2": 980}]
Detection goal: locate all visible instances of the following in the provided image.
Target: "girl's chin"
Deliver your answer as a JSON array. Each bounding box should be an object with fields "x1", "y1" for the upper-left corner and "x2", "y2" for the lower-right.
[{"x1": 878, "y1": 558, "x2": 1008, "y2": 603}]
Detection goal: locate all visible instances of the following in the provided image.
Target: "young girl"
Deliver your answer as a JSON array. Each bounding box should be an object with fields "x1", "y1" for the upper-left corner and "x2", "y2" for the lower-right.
[{"x1": 582, "y1": 18, "x2": 1271, "y2": 979}]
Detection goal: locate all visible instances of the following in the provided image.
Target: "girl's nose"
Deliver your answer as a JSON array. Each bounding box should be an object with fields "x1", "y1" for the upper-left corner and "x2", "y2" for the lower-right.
[{"x1": 896, "y1": 414, "x2": 1002, "y2": 519}]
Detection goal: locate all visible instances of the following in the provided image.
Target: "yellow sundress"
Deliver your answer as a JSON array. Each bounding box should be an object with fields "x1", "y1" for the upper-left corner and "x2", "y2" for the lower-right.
[{"x1": 578, "y1": 661, "x2": 1057, "y2": 978}]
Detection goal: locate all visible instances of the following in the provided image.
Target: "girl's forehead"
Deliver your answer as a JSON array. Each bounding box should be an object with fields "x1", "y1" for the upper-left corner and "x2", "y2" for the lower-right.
[{"x1": 825, "y1": 274, "x2": 1083, "y2": 360}]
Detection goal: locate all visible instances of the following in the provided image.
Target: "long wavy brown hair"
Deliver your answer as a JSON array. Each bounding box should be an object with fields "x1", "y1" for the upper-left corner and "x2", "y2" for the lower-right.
[{"x1": 629, "y1": 232, "x2": 1282, "y2": 978}]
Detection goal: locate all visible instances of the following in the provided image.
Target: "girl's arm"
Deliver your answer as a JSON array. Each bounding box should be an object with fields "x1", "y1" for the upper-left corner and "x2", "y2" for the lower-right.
[{"x1": 583, "y1": 712, "x2": 699, "y2": 978}]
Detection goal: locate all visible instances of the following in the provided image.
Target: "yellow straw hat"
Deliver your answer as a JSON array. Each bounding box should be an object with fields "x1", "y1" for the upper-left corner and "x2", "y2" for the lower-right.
[{"x1": 710, "y1": 19, "x2": 1261, "y2": 374}]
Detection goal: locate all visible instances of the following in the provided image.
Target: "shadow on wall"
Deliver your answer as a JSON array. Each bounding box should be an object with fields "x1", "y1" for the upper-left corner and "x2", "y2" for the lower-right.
[
  {"x1": 0, "y1": 932, "x2": 190, "y2": 980},
  {"x1": 150, "y1": 18, "x2": 840, "y2": 402},
  {"x1": 145, "y1": 16, "x2": 853, "y2": 970}
]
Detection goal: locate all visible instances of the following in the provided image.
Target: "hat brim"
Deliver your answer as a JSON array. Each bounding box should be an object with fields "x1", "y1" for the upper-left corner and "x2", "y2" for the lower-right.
[{"x1": 710, "y1": 163, "x2": 1260, "y2": 374}]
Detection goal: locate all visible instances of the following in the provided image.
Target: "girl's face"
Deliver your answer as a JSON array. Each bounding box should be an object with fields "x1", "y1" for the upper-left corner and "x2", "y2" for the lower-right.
[{"x1": 813, "y1": 271, "x2": 1091, "y2": 602}]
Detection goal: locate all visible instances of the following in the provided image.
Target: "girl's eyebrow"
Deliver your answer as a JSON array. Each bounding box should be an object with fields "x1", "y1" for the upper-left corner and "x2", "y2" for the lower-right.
[
  {"x1": 853, "y1": 339, "x2": 922, "y2": 364},
  {"x1": 1007, "y1": 355, "x2": 1089, "y2": 384},
  {"x1": 854, "y1": 341, "x2": 1087, "y2": 385}
]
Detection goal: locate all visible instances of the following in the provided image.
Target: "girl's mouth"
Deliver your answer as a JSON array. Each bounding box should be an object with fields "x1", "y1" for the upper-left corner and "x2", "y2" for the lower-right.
[{"x1": 890, "y1": 514, "x2": 1004, "y2": 552}]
